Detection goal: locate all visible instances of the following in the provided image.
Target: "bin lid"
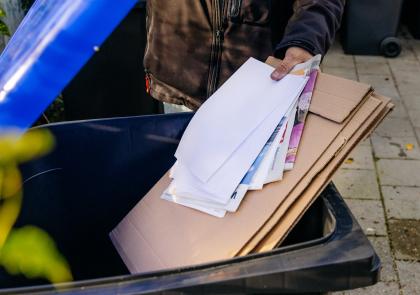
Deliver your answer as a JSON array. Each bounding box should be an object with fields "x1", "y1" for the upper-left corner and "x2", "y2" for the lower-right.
[{"x1": 0, "y1": 0, "x2": 138, "y2": 131}]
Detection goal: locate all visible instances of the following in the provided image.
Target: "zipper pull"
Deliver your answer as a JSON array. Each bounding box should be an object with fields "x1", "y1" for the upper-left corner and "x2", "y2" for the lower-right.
[
  {"x1": 216, "y1": 29, "x2": 224, "y2": 40},
  {"x1": 145, "y1": 72, "x2": 151, "y2": 94}
]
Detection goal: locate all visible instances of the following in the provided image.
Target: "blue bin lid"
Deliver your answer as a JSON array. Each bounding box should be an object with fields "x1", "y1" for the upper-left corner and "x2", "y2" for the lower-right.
[{"x1": 0, "y1": 0, "x2": 138, "y2": 131}]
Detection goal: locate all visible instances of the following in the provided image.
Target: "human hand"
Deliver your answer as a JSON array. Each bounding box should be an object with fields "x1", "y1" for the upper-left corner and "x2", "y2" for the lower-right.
[{"x1": 270, "y1": 47, "x2": 314, "y2": 81}]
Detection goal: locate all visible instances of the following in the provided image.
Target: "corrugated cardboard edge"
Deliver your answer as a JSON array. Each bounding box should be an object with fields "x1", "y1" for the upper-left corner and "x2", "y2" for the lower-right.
[
  {"x1": 236, "y1": 94, "x2": 382, "y2": 256},
  {"x1": 253, "y1": 96, "x2": 393, "y2": 252},
  {"x1": 265, "y1": 101, "x2": 394, "y2": 251}
]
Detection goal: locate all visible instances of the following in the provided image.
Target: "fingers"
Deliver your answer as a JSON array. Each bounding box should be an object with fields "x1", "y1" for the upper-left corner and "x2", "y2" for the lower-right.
[
  {"x1": 270, "y1": 47, "x2": 314, "y2": 81},
  {"x1": 270, "y1": 56, "x2": 296, "y2": 81}
]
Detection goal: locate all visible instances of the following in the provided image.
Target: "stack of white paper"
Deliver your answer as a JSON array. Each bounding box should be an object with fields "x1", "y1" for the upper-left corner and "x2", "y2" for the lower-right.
[{"x1": 161, "y1": 57, "x2": 316, "y2": 217}]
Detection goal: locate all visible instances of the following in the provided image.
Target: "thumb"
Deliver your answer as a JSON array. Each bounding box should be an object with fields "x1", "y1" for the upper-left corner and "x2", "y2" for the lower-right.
[{"x1": 270, "y1": 55, "x2": 297, "y2": 81}]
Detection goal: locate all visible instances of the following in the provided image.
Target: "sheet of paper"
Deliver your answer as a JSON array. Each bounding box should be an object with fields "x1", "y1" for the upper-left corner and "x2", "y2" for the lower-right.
[
  {"x1": 174, "y1": 87, "x2": 305, "y2": 203},
  {"x1": 175, "y1": 57, "x2": 309, "y2": 183},
  {"x1": 248, "y1": 103, "x2": 296, "y2": 190},
  {"x1": 161, "y1": 191, "x2": 227, "y2": 218},
  {"x1": 265, "y1": 106, "x2": 297, "y2": 183}
]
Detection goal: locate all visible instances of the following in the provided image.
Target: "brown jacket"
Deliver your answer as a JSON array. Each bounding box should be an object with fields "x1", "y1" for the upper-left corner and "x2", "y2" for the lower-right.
[{"x1": 144, "y1": 0, "x2": 345, "y2": 110}]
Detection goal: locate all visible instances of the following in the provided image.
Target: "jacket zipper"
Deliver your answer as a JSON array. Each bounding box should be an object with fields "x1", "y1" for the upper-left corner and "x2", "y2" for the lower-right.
[
  {"x1": 229, "y1": 0, "x2": 242, "y2": 19},
  {"x1": 145, "y1": 71, "x2": 151, "y2": 94},
  {"x1": 206, "y1": 0, "x2": 226, "y2": 98}
]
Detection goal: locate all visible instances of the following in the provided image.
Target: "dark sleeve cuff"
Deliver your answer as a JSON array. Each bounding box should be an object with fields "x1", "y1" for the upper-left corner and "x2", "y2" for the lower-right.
[{"x1": 274, "y1": 40, "x2": 318, "y2": 59}]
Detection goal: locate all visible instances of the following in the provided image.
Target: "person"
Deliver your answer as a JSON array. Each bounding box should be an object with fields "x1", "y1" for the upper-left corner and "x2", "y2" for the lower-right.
[{"x1": 143, "y1": 0, "x2": 345, "y2": 111}]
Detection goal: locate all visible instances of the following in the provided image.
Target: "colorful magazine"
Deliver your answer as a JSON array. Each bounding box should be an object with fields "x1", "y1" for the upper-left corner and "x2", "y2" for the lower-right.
[{"x1": 284, "y1": 56, "x2": 321, "y2": 170}]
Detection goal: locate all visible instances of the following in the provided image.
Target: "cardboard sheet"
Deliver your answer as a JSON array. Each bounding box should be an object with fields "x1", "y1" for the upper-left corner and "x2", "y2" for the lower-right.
[
  {"x1": 236, "y1": 95, "x2": 382, "y2": 255},
  {"x1": 253, "y1": 96, "x2": 393, "y2": 253},
  {"x1": 110, "y1": 73, "x2": 380, "y2": 274}
]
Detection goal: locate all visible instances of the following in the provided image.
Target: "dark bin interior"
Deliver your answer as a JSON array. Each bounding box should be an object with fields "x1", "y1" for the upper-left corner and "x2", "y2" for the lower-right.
[
  {"x1": 1, "y1": 113, "x2": 330, "y2": 289},
  {"x1": 62, "y1": 4, "x2": 162, "y2": 121}
]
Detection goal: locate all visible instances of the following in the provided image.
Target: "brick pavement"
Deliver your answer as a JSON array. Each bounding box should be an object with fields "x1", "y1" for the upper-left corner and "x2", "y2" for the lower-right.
[{"x1": 325, "y1": 34, "x2": 420, "y2": 295}]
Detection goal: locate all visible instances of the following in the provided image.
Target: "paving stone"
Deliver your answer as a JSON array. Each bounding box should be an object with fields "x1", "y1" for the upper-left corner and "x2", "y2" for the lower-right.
[
  {"x1": 371, "y1": 135, "x2": 420, "y2": 159},
  {"x1": 322, "y1": 66, "x2": 358, "y2": 80},
  {"x1": 401, "y1": 94, "x2": 420, "y2": 111},
  {"x1": 356, "y1": 61, "x2": 391, "y2": 76},
  {"x1": 412, "y1": 45, "x2": 420, "y2": 61},
  {"x1": 397, "y1": 261, "x2": 420, "y2": 295},
  {"x1": 387, "y1": 98, "x2": 408, "y2": 118},
  {"x1": 359, "y1": 138, "x2": 371, "y2": 147},
  {"x1": 323, "y1": 52, "x2": 355, "y2": 69},
  {"x1": 355, "y1": 55, "x2": 388, "y2": 64},
  {"x1": 343, "y1": 282, "x2": 399, "y2": 295},
  {"x1": 358, "y1": 74, "x2": 400, "y2": 99},
  {"x1": 374, "y1": 117, "x2": 416, "y2": 138},
  {"x1": 377, "y1": 159, "x2": 420, "y2": 186},
  {"x1": 407, "y1": 109, "x2": 420, "y2": 128},
  {"x1": 395, "y1": 79, "x2": 420, "y2": 97},
  {"x1": 389, "y1": 220, "x2": 420, "y2": 261},
  {"x1": 388, "y1": 58, "x2": 420, "y2": 72},
  {"x1": 333, "y1": 169, "x2": 380, "y2": 200},
  {"x1": 415, "y1": 127, "x2": 420, "y2": 143},
  {"x1": 368, "y1": 237, "x2": 398, "y2": 282},
  {"x1": 341, "y1": 145, "x2": 375, "y2": 170},
  {"x1": 345, "y1": 199, "x2": 387, "y2": 236},
  {"x1": 382, "y1": 186, "x2": 420, "y2": 220},
  {"x1": 391, "y1": 79, "x2": 420, "y2": 95},
  {"x1": 393, "y1": 46, "x2": 418, "y2": 61}
]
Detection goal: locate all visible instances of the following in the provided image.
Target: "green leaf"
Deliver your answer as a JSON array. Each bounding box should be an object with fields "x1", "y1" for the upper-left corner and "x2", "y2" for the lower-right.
[
  {"x1": 0, "y1": 7, "x2": 10, "y2": 36},
  {"x1": 0, "y1": 226, "x2": 73, "y2": 283},
  {"x1": 0, "y1": 20, "x2": 9, "y2": 37},
  {"x1": 0, "y1": 129, "x2": 55, "y2": 165}
]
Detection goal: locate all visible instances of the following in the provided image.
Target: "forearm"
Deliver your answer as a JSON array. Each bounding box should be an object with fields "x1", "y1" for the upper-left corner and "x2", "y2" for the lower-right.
[{"x1": 275, "y1": 0, "x2": 346, "y2": 58}]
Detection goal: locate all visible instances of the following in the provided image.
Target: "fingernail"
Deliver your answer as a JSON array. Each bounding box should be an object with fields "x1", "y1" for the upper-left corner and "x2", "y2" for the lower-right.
[{"x1": 271, "y1": 71, "x2": 282, "y2": 80}]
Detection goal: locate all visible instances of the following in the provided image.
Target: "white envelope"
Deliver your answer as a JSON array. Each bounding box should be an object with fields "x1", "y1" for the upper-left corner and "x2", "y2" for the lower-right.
[
  {"x1": 175, "y1": 57, "x2": 308, "y2": 183},
  {"x1": 174, "y1": 88, "x2": 305, "y2": 203}
]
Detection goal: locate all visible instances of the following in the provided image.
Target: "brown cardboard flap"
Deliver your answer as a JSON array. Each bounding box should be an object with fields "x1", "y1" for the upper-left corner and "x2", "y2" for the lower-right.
[
  {"x1": 236, "y1": 94, "x2": 383, "y2": 256},
  {"x1": 251, "y1": 94, "x2": 392, "y2": 253},
  {"x1": 310, "y1": 73, "x2": 373, "y2": 123},
  {"x1": 265, "y1": 56, "x2": 373, "y2": 124}
]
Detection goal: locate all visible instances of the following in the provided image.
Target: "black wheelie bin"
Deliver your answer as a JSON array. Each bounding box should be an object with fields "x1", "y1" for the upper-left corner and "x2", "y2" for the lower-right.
[
  {"x1": 1, "y1": 113, "x2": 380, "y2": 294},
  {"x1": 341, "y1": 0, "x2": 404, "y2": 57},
  {"x1": 0, "y1": 0, "x2": 380, "y2": 294}
]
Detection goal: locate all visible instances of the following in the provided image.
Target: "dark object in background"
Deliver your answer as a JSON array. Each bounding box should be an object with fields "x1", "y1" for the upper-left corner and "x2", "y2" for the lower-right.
[
  {"x1": 402, "y1": 0, "x2": 420, "y2": 39},
  {"x1": 63, "y1": 4, "x2": 162, "y2": 120},
  {"x1": 341, "y1": 0, "x2": 403, "y2": 57},
  {"x1": 1, "y1": 114, "x2": 380, "y2": 294}
]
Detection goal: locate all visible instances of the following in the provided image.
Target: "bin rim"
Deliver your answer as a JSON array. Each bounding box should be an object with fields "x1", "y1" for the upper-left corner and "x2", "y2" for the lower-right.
[{"x1": 0, "y1": 185, "x2": 380, "y2": 294}]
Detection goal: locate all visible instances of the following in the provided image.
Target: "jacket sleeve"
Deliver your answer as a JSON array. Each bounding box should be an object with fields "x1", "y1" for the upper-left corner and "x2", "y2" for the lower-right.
[{"x1": 275, "y1": 0, "x2": 345, "y2": 57}]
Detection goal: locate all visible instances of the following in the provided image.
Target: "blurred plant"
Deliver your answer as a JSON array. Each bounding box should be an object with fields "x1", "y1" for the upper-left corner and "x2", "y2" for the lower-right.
[
  {"x1": 35, "y1": 95, "x2": 66, "y2": 126},
  {"x1": 21, "y1": 0, "x2": 34, "y2": 13},
  {"x1": 0, "y1": 129, "x2": 73, "y2": 284},
  {"x1": 0, "y1": 6, "x2": 10, "y2": 36}
]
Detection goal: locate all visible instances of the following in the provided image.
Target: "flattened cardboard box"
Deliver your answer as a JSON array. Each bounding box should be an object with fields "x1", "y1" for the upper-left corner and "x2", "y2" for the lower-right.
[
  {"x1": 110, "y1": 70, "x2": 389, "y2": 274},
  {"x1": 254, "y1": 95, "x2": 393, "y2": 253},
  {"x1": 238, "y1": 93, "x2": 392, "y2": 255},
  {"x1": 237, "y1": 92, "x2": 381, "y2": 255}
]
